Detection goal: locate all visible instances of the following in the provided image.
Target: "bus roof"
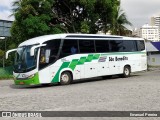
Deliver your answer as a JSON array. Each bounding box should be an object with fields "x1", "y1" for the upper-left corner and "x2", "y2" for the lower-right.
[{"x1": 19, "y1": 33, "x2": 144, "y2": 47}]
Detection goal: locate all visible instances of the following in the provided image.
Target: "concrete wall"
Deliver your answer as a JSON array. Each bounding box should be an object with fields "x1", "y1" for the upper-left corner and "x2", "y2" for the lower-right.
[{"x1": 147, "y1": 52, "x2": 160, "y2": 66}]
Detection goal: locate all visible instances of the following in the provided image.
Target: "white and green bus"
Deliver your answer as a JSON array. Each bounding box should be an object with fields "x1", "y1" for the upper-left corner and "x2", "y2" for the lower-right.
[{"x1": 6, "y1": 34, "x2": 147, "y2": 85}]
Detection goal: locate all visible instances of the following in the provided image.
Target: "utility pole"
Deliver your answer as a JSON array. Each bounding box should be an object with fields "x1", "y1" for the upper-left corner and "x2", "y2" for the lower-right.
[
  {"x1": 2, "y1": 37, "x2": 5, "y2": 68},
  {"x1": 2, "y1": 24, "x2": 5, "y2": 68}
]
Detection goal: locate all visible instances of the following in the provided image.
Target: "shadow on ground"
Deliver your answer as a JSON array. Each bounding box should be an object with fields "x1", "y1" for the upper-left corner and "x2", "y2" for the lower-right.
[{"x1": 9, "y1": 74, "x2": 140, "y2": 89}]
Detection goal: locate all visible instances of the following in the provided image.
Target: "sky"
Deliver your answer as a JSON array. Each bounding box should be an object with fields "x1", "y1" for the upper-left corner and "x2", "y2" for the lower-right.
[
  {"x1": 121, "y1": 0, "x2": 160, "y2": 28},
  {"x1": 0, "y1": 0, "x2": 160, "y2": 29},
  {"x1": 0, "y1": 0, "x2": 14, "y2": 21}
]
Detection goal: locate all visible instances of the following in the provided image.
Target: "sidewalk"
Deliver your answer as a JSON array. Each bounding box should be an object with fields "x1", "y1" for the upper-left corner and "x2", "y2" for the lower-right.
[{"x1": 148, "y1": 66, "x2": 160, "y2": 71}]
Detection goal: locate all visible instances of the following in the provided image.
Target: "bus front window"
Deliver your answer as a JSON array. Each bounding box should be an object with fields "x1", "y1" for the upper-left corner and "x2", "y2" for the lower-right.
[{"x1": 14, "y1": 46, "x2": 38, "y2": 73}]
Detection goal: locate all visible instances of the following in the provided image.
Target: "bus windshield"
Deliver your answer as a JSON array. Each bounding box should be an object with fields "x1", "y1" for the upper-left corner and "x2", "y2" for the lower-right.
[{"x1": 14, "y1": 45, "x2": 38, "y2": 73}]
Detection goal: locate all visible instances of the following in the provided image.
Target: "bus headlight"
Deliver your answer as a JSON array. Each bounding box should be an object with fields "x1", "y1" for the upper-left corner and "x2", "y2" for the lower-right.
[{"x1": 28, "y1": 74, "x2": 35, "y2": 79}]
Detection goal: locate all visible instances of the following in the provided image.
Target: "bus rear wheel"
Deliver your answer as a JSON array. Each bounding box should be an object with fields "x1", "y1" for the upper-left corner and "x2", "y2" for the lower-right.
[
  {"x1": 60, "y1": 72, "x2": 72, "y2": 85},
  {"x1": 121, "y1": 66, "x2": 131, "y2": 78}
]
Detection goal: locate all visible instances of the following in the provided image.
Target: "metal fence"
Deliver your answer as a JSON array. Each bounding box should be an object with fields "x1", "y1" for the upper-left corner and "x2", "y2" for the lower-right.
[{"x1": 0, "y1": 66, "x2": 13, "y2": 79}]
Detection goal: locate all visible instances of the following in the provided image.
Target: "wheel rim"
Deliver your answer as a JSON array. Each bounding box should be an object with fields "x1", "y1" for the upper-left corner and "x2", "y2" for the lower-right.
[
  {"x1": 124, "y1": 68, "x2": 129, "y2": 75},
  {"x1": 61, "y1": 74, "x2": 69, "y2": 83}
]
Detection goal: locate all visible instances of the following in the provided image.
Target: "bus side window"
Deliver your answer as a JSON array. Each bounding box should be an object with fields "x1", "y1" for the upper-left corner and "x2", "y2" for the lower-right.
[
  {"x1": 137, "y1": 40, "x2": 145, "y2": 51},
  {"x1": 123, "y1": 40, "x2": 137, "y2": 52},
  {"x1": 79, "y1": 40, "x2": 95, "y2": 53},
  {"x1": 40, "y1": 48, "x2": 46, "y2": 64},
  {"x1": 39, "y1": 39, "x2": 61, "y2": 70},
  {"x1": 60, "y1": 39, "x2": 79, "y2": 58},
  {"x1": 109, "y1": 40, "x2": 123, "y2": 52},
  {"x1": 95, "y1": 40, "x2": 109, "y2": 52}
]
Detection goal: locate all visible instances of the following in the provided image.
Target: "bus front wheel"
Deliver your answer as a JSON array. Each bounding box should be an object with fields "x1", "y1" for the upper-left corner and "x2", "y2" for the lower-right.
[
  {"x1": 121, "y1": 66, "x2": 131, "y2": 78},
  {"x1": 60, "y1": 72, "x2": 72, "y2": 85}
]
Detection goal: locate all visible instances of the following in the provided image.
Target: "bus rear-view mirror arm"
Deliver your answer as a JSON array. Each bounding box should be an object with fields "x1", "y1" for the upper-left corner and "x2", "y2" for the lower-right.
[
  {"x1": 6, "y1": 49, "x2": 17, "y2": 59},
  {"x1": 30, "y1": 44, "x2": 46, "y2": 56}
]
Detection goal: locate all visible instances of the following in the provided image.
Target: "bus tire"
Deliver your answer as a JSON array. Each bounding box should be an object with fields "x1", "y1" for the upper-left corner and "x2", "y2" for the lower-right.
[
  {"x1": 60, "y1": 72, "x2": 72, "y2": 85},
  {"x1": 121, "y1": 66, "x2": 131, "y2": 78}
]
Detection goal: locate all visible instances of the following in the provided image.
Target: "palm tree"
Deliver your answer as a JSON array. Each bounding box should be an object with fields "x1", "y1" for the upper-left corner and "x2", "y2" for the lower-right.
[
  {"x1": 10, "y1": 0, "x2": 22, "y2": 17},
  {"x1": 111, "y1": 6, "x2": 132, "y2": 36}
]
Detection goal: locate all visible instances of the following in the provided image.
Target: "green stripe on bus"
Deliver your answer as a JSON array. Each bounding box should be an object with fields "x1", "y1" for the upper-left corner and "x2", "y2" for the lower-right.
[
  {"x1": 52, "y1": 62, "x2": 70, "y2": 83},
  {"x1": 93, "y1": 54, "x2": 100, "y2": 59},
  {"x1": 69, "y1": 59, "x2": 79, "y2": 70},
  {"x1": 86, "y1": 54, "x2": 94, "y2": 62},
  {"x1": 51, "y1": 52, "x2": 145, "y2": 83},
  {"x1": 51, "y1": 54, "x2": 101, "y2": 83},
  {"x1": 78, "y1": 57, "x2": 86, "y2": 65}
]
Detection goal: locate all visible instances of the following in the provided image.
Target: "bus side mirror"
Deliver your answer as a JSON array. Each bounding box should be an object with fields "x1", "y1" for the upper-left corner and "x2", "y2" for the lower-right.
[
  {"x1": 6, "y1": 49, "x2": 17, "y2": 59},
  {"x1": 30, "y1": 44, "x2": 46, "y2": 56}
]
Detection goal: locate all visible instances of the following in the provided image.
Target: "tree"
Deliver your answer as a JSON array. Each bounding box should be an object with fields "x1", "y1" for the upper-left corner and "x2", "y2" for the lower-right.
[
  {"x1": 11, "y1": 0, "x2": 64, "y2": 44},
  {"x1": 11, "y1": 0, "x2": 22, "y2": 16},
  {"x1": 0, "y1": 49, "x2": 4, "y2": 59},
  {"x1": 111, "y1": 6, "x2": 132, "y2": 35},
  {"x1": 52, "y1": 0, "x2": 95, "y2": 33},
  {"x1": 94, "y1": 0, "x2": 120, "y2": 33},
  {"x1": 11, "y1": 0, "x2": 131, "y2": 45},
  {"x1": 81, "y1": 21, "x2": 89, "y2": 33}
]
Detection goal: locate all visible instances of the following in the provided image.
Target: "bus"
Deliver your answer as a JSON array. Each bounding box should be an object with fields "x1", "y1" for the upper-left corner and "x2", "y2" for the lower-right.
[{"x1": 6, "y1": 34, "x2": 147, "y2": 85}]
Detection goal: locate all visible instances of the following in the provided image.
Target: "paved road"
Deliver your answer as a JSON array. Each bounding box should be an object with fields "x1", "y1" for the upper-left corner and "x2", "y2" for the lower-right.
[{"x1": 0, "y1": 70, "x2": 160, "y2": 120}]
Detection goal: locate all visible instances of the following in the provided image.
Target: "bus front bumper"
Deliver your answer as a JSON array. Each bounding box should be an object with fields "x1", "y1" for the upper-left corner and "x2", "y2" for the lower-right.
[{"x1": 14, "y1": 73, "x2": 40, "y2": 85}]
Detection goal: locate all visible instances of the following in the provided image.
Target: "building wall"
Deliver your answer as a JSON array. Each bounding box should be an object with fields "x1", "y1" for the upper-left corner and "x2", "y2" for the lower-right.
[
  {"x1": 147, "y1": 52, "x2": 160, "y2": 66},
  {"x1": 133, "y1": 24, "x2": 159, "y2": 41},
  {"x1": 0, "y1": 20, "x2": 12, "y2": 37},
  {"x1": 150, "y1": 16, "x2": 160, "y2": 40}
]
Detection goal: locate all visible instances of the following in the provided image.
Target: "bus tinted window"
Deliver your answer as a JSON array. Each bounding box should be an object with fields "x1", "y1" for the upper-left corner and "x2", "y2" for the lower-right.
[
  {"x1": 39, "y1": 39, "x2": 61, "y2": 69},
  {"x1": 79, "y1": 40, "x2": 95, "y2": 53},
  {"x1": 137, "y1": 40, "x2": 145, "y2": 51},
  {"x1": 123, "y1": 40, "x2": 137, "y2": 52},
  {"x1": 109, "y1": 40, "x2": 123, "y2": 52},
  {"x1": 95, "y1": 40, "x2": 109, "y2": 52},
  {"x1": 61, "y1": 40, "x2": 78, "y2": 57}
]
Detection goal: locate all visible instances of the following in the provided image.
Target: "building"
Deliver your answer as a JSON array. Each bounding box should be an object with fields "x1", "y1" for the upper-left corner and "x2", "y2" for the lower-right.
[
  {"x1": 151, "y1": 16, "x2": 160, "y2": 26},
  {"x1": 132, "y1": 28, "x2": 139, "y2": 37},
  {"x1": 133, "y1": 24, "x2": 159, "y2": 42},
  {"x1": 150, "y1": 15, "x2": 160, "y2": 40},
  {"x1": 0, "y1": 19, "x2": 13, "y2": 37},
  {"x1": 146, "y1": 42, "x2": 160, "y2": 66}
]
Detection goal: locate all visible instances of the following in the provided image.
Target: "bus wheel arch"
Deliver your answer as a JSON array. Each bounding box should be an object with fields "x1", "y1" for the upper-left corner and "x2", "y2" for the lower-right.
[
  {"x1": 121, "y1": 65, "x2": 131, "y2": 78},
  {"x1": 60, "y1": 71, "x2": 73, "y2": 85}
]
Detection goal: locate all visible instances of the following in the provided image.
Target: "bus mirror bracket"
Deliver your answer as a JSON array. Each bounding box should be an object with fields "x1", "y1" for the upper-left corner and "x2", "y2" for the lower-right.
[
  {"x1": 6, "y1": 49, "x2": 17, "y2": 59},
  {"x1": 30, "y1": 44, "x2": 46, "y2": 56}
]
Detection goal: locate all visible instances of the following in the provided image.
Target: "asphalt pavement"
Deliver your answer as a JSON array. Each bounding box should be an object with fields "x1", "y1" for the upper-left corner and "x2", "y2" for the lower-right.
[{"x1": 0, "y1": 70, "x2": 160, "y2": 120}]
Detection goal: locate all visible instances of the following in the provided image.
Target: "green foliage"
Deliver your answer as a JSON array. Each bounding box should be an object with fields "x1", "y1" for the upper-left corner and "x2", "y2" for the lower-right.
[
  {"x1": 0, "y1": 66, "x2": 13, "y2": 79},
  {"x1": 11, "y1": 0, "x2": 132, "y2": 45},
  {"x1": 11, "y1": 0, "x2": 63, "y2": 44},
  {"x1": 81, "y1": 21, "x2": 89, "y2": 33},
  {"x1": 0, "y1": 37, "x2": 17, "y2": 67},
  {"x1": 111, "y1": 6, "x2": 132, "y2": 35},
  {"x1": 0, "y1": 49, "x2": 4, "y2": 58}
]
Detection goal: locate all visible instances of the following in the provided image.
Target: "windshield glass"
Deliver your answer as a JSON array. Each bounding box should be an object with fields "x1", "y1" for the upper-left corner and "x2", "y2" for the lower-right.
[{"x1": 14, "y1": 45, "x2": 39, "y2": 73}]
